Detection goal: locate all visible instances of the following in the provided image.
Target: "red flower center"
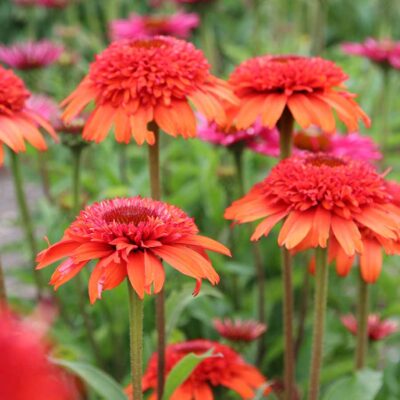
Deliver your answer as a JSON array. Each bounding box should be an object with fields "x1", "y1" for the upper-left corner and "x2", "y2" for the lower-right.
[
  {"x1": 0, "y1": 67, "x2": 30, "y2": 115},
  {"x1": 306, "y1": 155, "x2": 345, "y2": 168},
  {"x1": 130, "y1": 38, "x2": 167, "y2": 49},
  {"x1": 103, "y1": 205, "x2": 158, "y2": 225}
]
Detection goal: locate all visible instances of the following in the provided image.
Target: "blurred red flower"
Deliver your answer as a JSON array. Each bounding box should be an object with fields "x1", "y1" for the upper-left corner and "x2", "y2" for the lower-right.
[
  {"x1": 214, "y1": 318, "x2": 267, "y2": 342},
  {"x1": 342, "y1": 38, "x2": 400, "y2": 70},
  {"x1": 0, "y1": 66, "x2": 57, "y2": 164},
  {"x1": 62, "y1": 36, "x2": 237, "y2": 145},
  {"x1": 110, "y1": 12, "x2": 199, "y2": 41},
  {"x1": 0, "y1": 310, "x2": 78, "y2": 400},
  {"x1": 341, "y1": 314, "x2": 398, "y2": 341},
  {"x1": 0, "y1": 41, "x2": 63, "y2": 70},
  {"x1": 37, "y1": 197, "x2": 230, "y2": 303},
  {"x1": 127, "y1": 339, "x2": 271, "y2": 399},
  {"x1": 225, "y1": 154, "x2": 400, "y2": 283},
  {"x1": 229, "y1": 55, "x2": 370, "y2": 132}
]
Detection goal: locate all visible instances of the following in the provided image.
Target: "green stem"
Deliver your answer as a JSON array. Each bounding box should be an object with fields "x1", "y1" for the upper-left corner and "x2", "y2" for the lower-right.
[
  {"x1": 355, "y1": 277, "x2": 369, "y2": 370},
  {"x1": 71, "y1": 146, "x2": 83, "y2": 216},
  {"x1": 9, "y1": 150, "x2": 43, "y2": 299},
  {"x1": 0, "y1": 256, "x2": 7, "y2": 306},
  {"x1": 309, "y1": 0, "x2": 326, "y2": 55},
  {"x1": 277, "y1": 109, "x2": 295, "y2": 400},
  {"x1": 148, "y1": 126, "x2": 165, "y2": 400},
  {"x1": 295, "y1": 267, "x2": 311, "y2": 359},
  {"x1": 128, "y1": 284, "x2": 144, "y2": 400},
  {"x1": 308, "y1": 247, "x2": 329, "y2": 400}
]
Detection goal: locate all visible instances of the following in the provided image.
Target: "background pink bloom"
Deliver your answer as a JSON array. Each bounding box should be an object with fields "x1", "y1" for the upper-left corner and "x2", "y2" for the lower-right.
[
  {"x1": 214, "y1": 318, "x2": 267, "y2": 342},
  {"x1": 110, "y1": 12, "x2": 199, "y2": 41},
  {"x1": 0, "y1": 41, "x2": 63, "y2": 70},
  {"x1": 341, "y1": 314, "x2": 398, "y2": 341},
  {"x1": 197, "y1": 114, "x2": 280, "y2": 156},
  {"x1": 13, "y1": 0, "x2": 70, "y2": 8},
  {"x1": 342, "y1": 38, "x2": 400, "y2": 69}
]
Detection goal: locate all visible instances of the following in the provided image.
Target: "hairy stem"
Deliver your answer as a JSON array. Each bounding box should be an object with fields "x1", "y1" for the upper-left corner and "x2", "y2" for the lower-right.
[{"x1": 355, "y1": 277, "x2": 369, "y2": 370}]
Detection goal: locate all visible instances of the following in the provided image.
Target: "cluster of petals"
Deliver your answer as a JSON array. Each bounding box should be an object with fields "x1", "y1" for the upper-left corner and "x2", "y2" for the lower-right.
[
  {"x1": 197, "y1": 113, "x2": 279, "y2": 156},
  {"x1": 61, "y1": 36, "x2": 237, "y2": 146},
  {"x1": 110, "y1": 12, "x2": 199, "y2": 41},
  {"x1": 341, "y1": 314, "x2": 398, "y2": 341},
  {"x1": 342, "y1": 38, "x2": 400, "y2": 70},
  {"x1": 225, "y1": 154, "x2": 400, "y2": 283},
  {"x1": 0, "y1": 66, "x2": 57, "y2": 164},
  {"x1": 0, "y1": 40, "x2": 63, "y2": 70},
  {"x1": 228, "y1": 55, "x2": 370, "y2": 133},
  {"x1": 214, "y1": 318, "x2": 267, "y2": 342},
  {"x1": 127, "y1": 339, "x2": 270, "y2": 399},
  {"x1": 36, "y1": 197, "x2": 230, "y2": 303},
  {"x1": 0, "y1": 310, "x2": 78, "y2": 400}
]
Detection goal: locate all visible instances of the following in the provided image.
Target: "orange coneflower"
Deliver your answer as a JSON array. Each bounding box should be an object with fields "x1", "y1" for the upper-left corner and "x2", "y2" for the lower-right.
[
  {"x1": 229, "y1": 55, "x2": 370, "y2": 132},
  {"x1": 0, "y1": 66, "x2": 56, "y2": 164},
  {"x1": 61, "y1": 36, "x2": 236, "y2": 145},
  {"x1": 225, "y1": 154, "x2": 400, "y2": 262},
  {"x1": 36, "y1": 197, "x2": 230, "y2": 303},
  {"x1": 127, "y1": 340, "x2": 271, "y2": 399}
]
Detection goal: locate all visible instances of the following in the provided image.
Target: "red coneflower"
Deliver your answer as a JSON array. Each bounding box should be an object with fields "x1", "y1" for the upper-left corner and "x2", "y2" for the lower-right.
[
  {"x1": 0, "y1": 41, "x2": 63, "y2": 70},
  {"x1": 61, "y1": 36, "x2": 236, "y2": 146},
  {"x1": 127, "y1": 339, "x2": 271, "y2": 399},
  {"x1": 341, "y1": 314, "x2": 398, "y2": 341},
  {"x1": 214, "y1": 318, "x2": 267, "y2": 342},
  {"x1": 36, "y1": 197, "x2": 230, "y2": 303},
  {"x1": 225, "y1": 154, "x2": 400, "y2": 261},
  {"x1": 229, "y1": 55, "x2": 370, "y2": 132},
  {"x1": 0, "y1": 310, "x2": 78, "y2": 400},
  {"x1": 0, "y1": 66, "x2": 57, "y2": 164}
]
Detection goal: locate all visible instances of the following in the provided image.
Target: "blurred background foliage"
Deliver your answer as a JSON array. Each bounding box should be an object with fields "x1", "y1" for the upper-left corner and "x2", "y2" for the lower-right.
[{"x1": 1, "y1": 0, "x2": 400, "y2": 399}]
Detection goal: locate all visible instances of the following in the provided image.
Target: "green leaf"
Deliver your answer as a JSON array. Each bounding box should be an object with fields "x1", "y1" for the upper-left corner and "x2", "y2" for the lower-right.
[
  {"x1": 162, "y1": 349, "x2": 217, "y2": 400},
  {"x1": 166, "y1": 284, "x2": 222, "y2": 339},
  {"x1": 51, "y1": 358, "x2": 127, "y2": 400},
  {"x1": 322, "y1": 369, "x2": 383, "y2": 400}
]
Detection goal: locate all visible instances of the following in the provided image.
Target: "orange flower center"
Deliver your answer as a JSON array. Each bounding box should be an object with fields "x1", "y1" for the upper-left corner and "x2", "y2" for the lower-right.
[
  {"x1": 129, "y1": 38, "x2": 167, "y2": 49},
  {"x1": 306, "y1": 155, "x2": 345, "y2": 167},
  {"x1": 103, "y1": 206, "x2": 158, "y2": 225}
]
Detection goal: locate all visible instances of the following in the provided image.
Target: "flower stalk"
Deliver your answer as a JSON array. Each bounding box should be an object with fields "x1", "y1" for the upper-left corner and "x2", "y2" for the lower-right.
[
  {"x1": 355, "y1": 276, "x2": 369, "y2": 370},
  {"x1": 308, "y1": 247, "x2": 329, "y2": 400},
  {"x1": 0, "y1": 257, "x2": 7, "y2": 306},
  {"x1": 128, "y1": 284, "x2": 144, "y2": 400},
  {"x1": 9, "y1": 150, "x2": 43, "y2": 299},
  {"x1": 147, "y1": 125, "x2": 165, "y2": 400},
  {"x1": 277, "y1": 108, "x2": 295, "y2": 400}
]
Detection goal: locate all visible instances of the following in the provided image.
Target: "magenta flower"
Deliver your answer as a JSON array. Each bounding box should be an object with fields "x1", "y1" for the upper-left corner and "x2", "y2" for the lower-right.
[
  {"x1": 110, "y1": 12, "x2": 199, "y2": 41},
  {"x1": 197, "y1": 114, "x2": 280, "y2": 156},
  {"x1": 342, "y1": 38, "x2": 400, "y2": 69},
  {"x1": 0, "y1": 41, "x2": 63, "y2": 70},
  {"x1": 341, "y1": 314, "x2": 398, "y2": 341},
  {"x1": 13, "y1": 0, "x2": 70, "y2": 8}
]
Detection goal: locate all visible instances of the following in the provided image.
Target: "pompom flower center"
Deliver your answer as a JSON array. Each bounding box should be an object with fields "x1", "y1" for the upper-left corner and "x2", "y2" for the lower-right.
[
  {"x1": 306, "y1": 155, "x2": 345, "y2": 168},
  {"x1": 0, "y1": 68, "x2": 30, "y2": 115},
  {"x1": 103, "y1": 205, "x2": 158, "y2": 225},
  {"x1": 130, "y1": 38, "x2": 167, "y2": 49}
]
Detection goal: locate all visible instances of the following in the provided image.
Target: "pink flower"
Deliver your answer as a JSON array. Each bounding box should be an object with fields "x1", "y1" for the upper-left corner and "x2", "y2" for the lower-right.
[
  {"x1": 110, "y1": 12, "x2": 199, "y2": 41},
  {"x1": 0, "y1": 41, "x2": 63, "y2": 70},
  {"x1": 214, "y1": 318, "x2": 267, "y2": 342},
  {"x1": 197, "y1": 114, "x2": 280, "y2": 156},
  {"x1": 13, "y1": 0, "x2": 70, "y2": 8},
  {"x1": 294, "y1": 128, "x2": 382, "y2": 163},
  {"x1": 341, "y1": 314, "x2": 398, "y2": 341},
  {"x1": 342, "y1": 38, "x2": 400, "y2": 69}
]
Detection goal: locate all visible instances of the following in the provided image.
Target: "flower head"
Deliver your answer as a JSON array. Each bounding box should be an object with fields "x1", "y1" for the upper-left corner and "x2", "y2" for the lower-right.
[
  {"x1": 229, "y1": 55, "x2": 370, "y2": 132},
  {"x1": 62, "y1": 36, "x2": 236, "y2": 146},
  {"x1": 37, "y1": 197, "x2": 230, "y2": 303},
  {"x1": 341, "y1": 314, "x2": 398, "y2": 341},
  {"x1": 0, "y1": 41, "x2": 63, "y2": 70},
  {"x1": 0, "y1": 310, "x2": 78, "y2": 400},
  {"x1": 342, "y1": 38, "x2": 400, "y2": 70},
  {"x1": 0, "y1": 66, "x2": 57, "y2": 164},
  {"x1": 198, "y1": 112, "x2": 280, "y2": 156},
  {"x1": 214, "y1": 318, "x2": 267, "y2": 342},
  {"x1": 127, "y1": 339, "x2": 270, "y2": 399},
  {"x1": 110, "y1": 12, "x2": 199, "y2": 41},
  {"x1": 225, "y1": 155, "x2": 400, "y2": 274}
]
